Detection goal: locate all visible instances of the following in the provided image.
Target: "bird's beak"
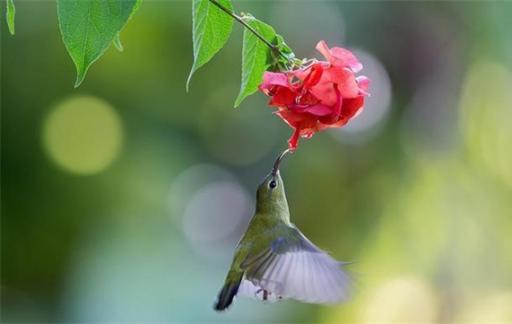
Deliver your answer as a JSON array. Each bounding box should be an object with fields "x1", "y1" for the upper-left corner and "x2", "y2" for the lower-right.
[{"x1": 272, "y1": 148, "x2": 292, "y2": 176}]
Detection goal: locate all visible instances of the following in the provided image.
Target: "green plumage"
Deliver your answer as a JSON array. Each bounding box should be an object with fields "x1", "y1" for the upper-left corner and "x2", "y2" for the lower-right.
[
  {"x1": 214, "y1": 163, "x2": 351, "y2": 311},
  {"x1": 230, "y1": 172, "x2": 291, "y2": 271},
  {"x1": 215, "y1": 172, "x2": 291, "y2": 310}
]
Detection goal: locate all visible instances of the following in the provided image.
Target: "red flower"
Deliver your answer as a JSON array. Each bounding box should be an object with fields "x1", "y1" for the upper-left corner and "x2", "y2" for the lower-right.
[{"x1": 259, "y1": 40, "x2": 370, "y2": 150}]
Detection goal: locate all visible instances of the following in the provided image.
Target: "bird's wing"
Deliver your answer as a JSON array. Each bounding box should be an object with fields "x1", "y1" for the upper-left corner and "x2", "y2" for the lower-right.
[
  {"x1": 237, "y1": 277, "x2": 282, "y2": 302},
  {"x1": 238, "y1": 226, "x2": 351, "y2": 304}
]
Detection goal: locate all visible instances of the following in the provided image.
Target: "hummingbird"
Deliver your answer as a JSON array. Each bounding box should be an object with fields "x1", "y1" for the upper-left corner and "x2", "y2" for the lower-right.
[{"x1": 214, "y1": 150, "x2": 351, "y2": 311}]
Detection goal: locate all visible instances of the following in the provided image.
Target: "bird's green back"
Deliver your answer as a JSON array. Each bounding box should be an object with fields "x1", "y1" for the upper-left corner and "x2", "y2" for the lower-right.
[{"x1": 228, "y1": 172, "x2": 292, "y2": 275}]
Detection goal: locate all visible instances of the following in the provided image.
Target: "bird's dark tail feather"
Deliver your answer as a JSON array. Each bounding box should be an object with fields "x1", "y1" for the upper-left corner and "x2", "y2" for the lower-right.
[{"x1": 214, "y1": 279, "x2": 241, "y2": 312}]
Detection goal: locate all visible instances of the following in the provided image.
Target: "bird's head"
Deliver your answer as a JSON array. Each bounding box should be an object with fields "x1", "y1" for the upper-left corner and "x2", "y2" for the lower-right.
[{"x1": 256, "y1": 149, "x2": 291, "y2": 213}]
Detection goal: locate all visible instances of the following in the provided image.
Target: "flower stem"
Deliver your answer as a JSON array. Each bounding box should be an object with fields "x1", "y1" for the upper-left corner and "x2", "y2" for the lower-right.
[{"x1": 208, "y1": 0, "x2": 286, "y2": 60}]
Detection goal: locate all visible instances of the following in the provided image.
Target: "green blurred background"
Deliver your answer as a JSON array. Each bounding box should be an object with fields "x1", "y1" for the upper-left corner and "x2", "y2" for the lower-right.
[{"x1": 2, "y1": 1, "x2": 512, "y2": 323}]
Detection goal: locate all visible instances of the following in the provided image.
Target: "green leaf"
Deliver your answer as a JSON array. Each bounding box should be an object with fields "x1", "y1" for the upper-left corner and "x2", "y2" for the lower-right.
[
  {"x1": 234, "y1": 17, "x2": 276, "y2": 108},
  {"x1": 276, "y1": 34, "x2": 294, "y2": 60},
  {"x1": 272, "y1": 34, "x2": 295, "y2": 71},
  {"x1": 187, "y1": 0, "x2": 234, "y2": 91},
  {"x1": 115, "y1": 0, "x2": 142, "y2": 53},
  {"x1": 57, "y1": 0, "x2": 140, "y2": 87},
  {"x1": 112, "y1": 0, "x2": 142, "y2": 53},
  {"x1": 113, "y1": 33, "x2": 124, "y2": 52},
  {"x1": 6, "y1": 0, "x2": 15, "y2": 35}
]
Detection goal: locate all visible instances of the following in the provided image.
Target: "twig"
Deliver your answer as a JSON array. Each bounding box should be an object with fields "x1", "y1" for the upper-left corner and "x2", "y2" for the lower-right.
[{"x1": 208, "y1": 0, "x2": 288, "y2": 61}]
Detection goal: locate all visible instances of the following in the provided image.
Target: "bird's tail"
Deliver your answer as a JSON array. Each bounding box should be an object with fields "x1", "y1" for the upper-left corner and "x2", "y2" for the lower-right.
[{"x1": 214, "y1": 271, "x2": 243, "y2": 311}]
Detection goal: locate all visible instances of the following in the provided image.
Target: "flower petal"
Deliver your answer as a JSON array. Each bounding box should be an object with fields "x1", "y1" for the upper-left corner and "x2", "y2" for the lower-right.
[
  {"x1": 328, "y1": 67, "x2": 359, "y2": 98},
  {"x1": 288, "y1": 128, "x2": 300, "y2": 150},
  {"x1": 330, "y1": 47, "x2": 363, "y2": 72},
  {"x1": 275, "y1": 109, "x2": 302, "y2": 128},
  {"x1": 315, "y1": 40, "x2": 362, "y2": 72},
  {"x1": 307, "y1": 69, "x2": 338, "y2": 106},
  {"x1": 270, "y1": 87, "x2": 297, "y2": 106},
  {"x1": 318, "y1": 86, "x2": 342, "y2": 125},
  {"x1": 260, "y1": 41, "x2": 369, "y2": 151},
  {"x1": 260, "y1": 72, "x2": 289, "y2": 93},
  {"x1": 302, "y1": 103, "x2": 333, "y2": 116},
  {"x1": 356, "y1": 75, "x2": 371, "y2": 95},
  {"x1": 316, "y1": 40, "x2": 333, "y2": 62},
  {"x1": 340, "y1": 96, "x2": 365, "y2": 120},
  {"x1": 303, "y1": 63, "x2": 324, "y2": 88}
]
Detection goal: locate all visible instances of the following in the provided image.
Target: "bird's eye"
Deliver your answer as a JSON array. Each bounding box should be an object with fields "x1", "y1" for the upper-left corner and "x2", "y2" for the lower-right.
[{"x1": 269, "y1": 179, "x2": 277, "y2": 189}]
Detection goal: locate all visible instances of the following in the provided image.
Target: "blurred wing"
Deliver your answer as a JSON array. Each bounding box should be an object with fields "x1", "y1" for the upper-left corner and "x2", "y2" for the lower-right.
[
  {"x1": 237, "y1": 277, "x2": 282, "y2": 302},
  {"x1": 240, "y1": 227, "x2": 351, "y2": 304}
]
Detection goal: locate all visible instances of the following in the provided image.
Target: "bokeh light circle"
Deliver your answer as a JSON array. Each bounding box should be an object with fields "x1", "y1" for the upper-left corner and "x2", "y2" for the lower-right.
[
  {"x1": 361, "y1": 276, "x2": 438, "y2": 323},
  {"x1": 182, "y1": 181, "x2": 251, "y2": 244},
  {"x1": 168, "y1": 164, "x2": 236, "y2": 224},
  {"x1": 43, "y1": 96, "x2": 123, "y2": 175},
  {"x1": 168, "y1": 164, "x2": 253, "y2": 260},
  {"x1": 456, "y1": 291, "x2": 512, "y2": 323},
  {"x1": 460, "y1": 61, "x2": 512, "y2": 187},
  {"x1": 270, "y1": 1, "x2": 345, "y2": 55}
]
